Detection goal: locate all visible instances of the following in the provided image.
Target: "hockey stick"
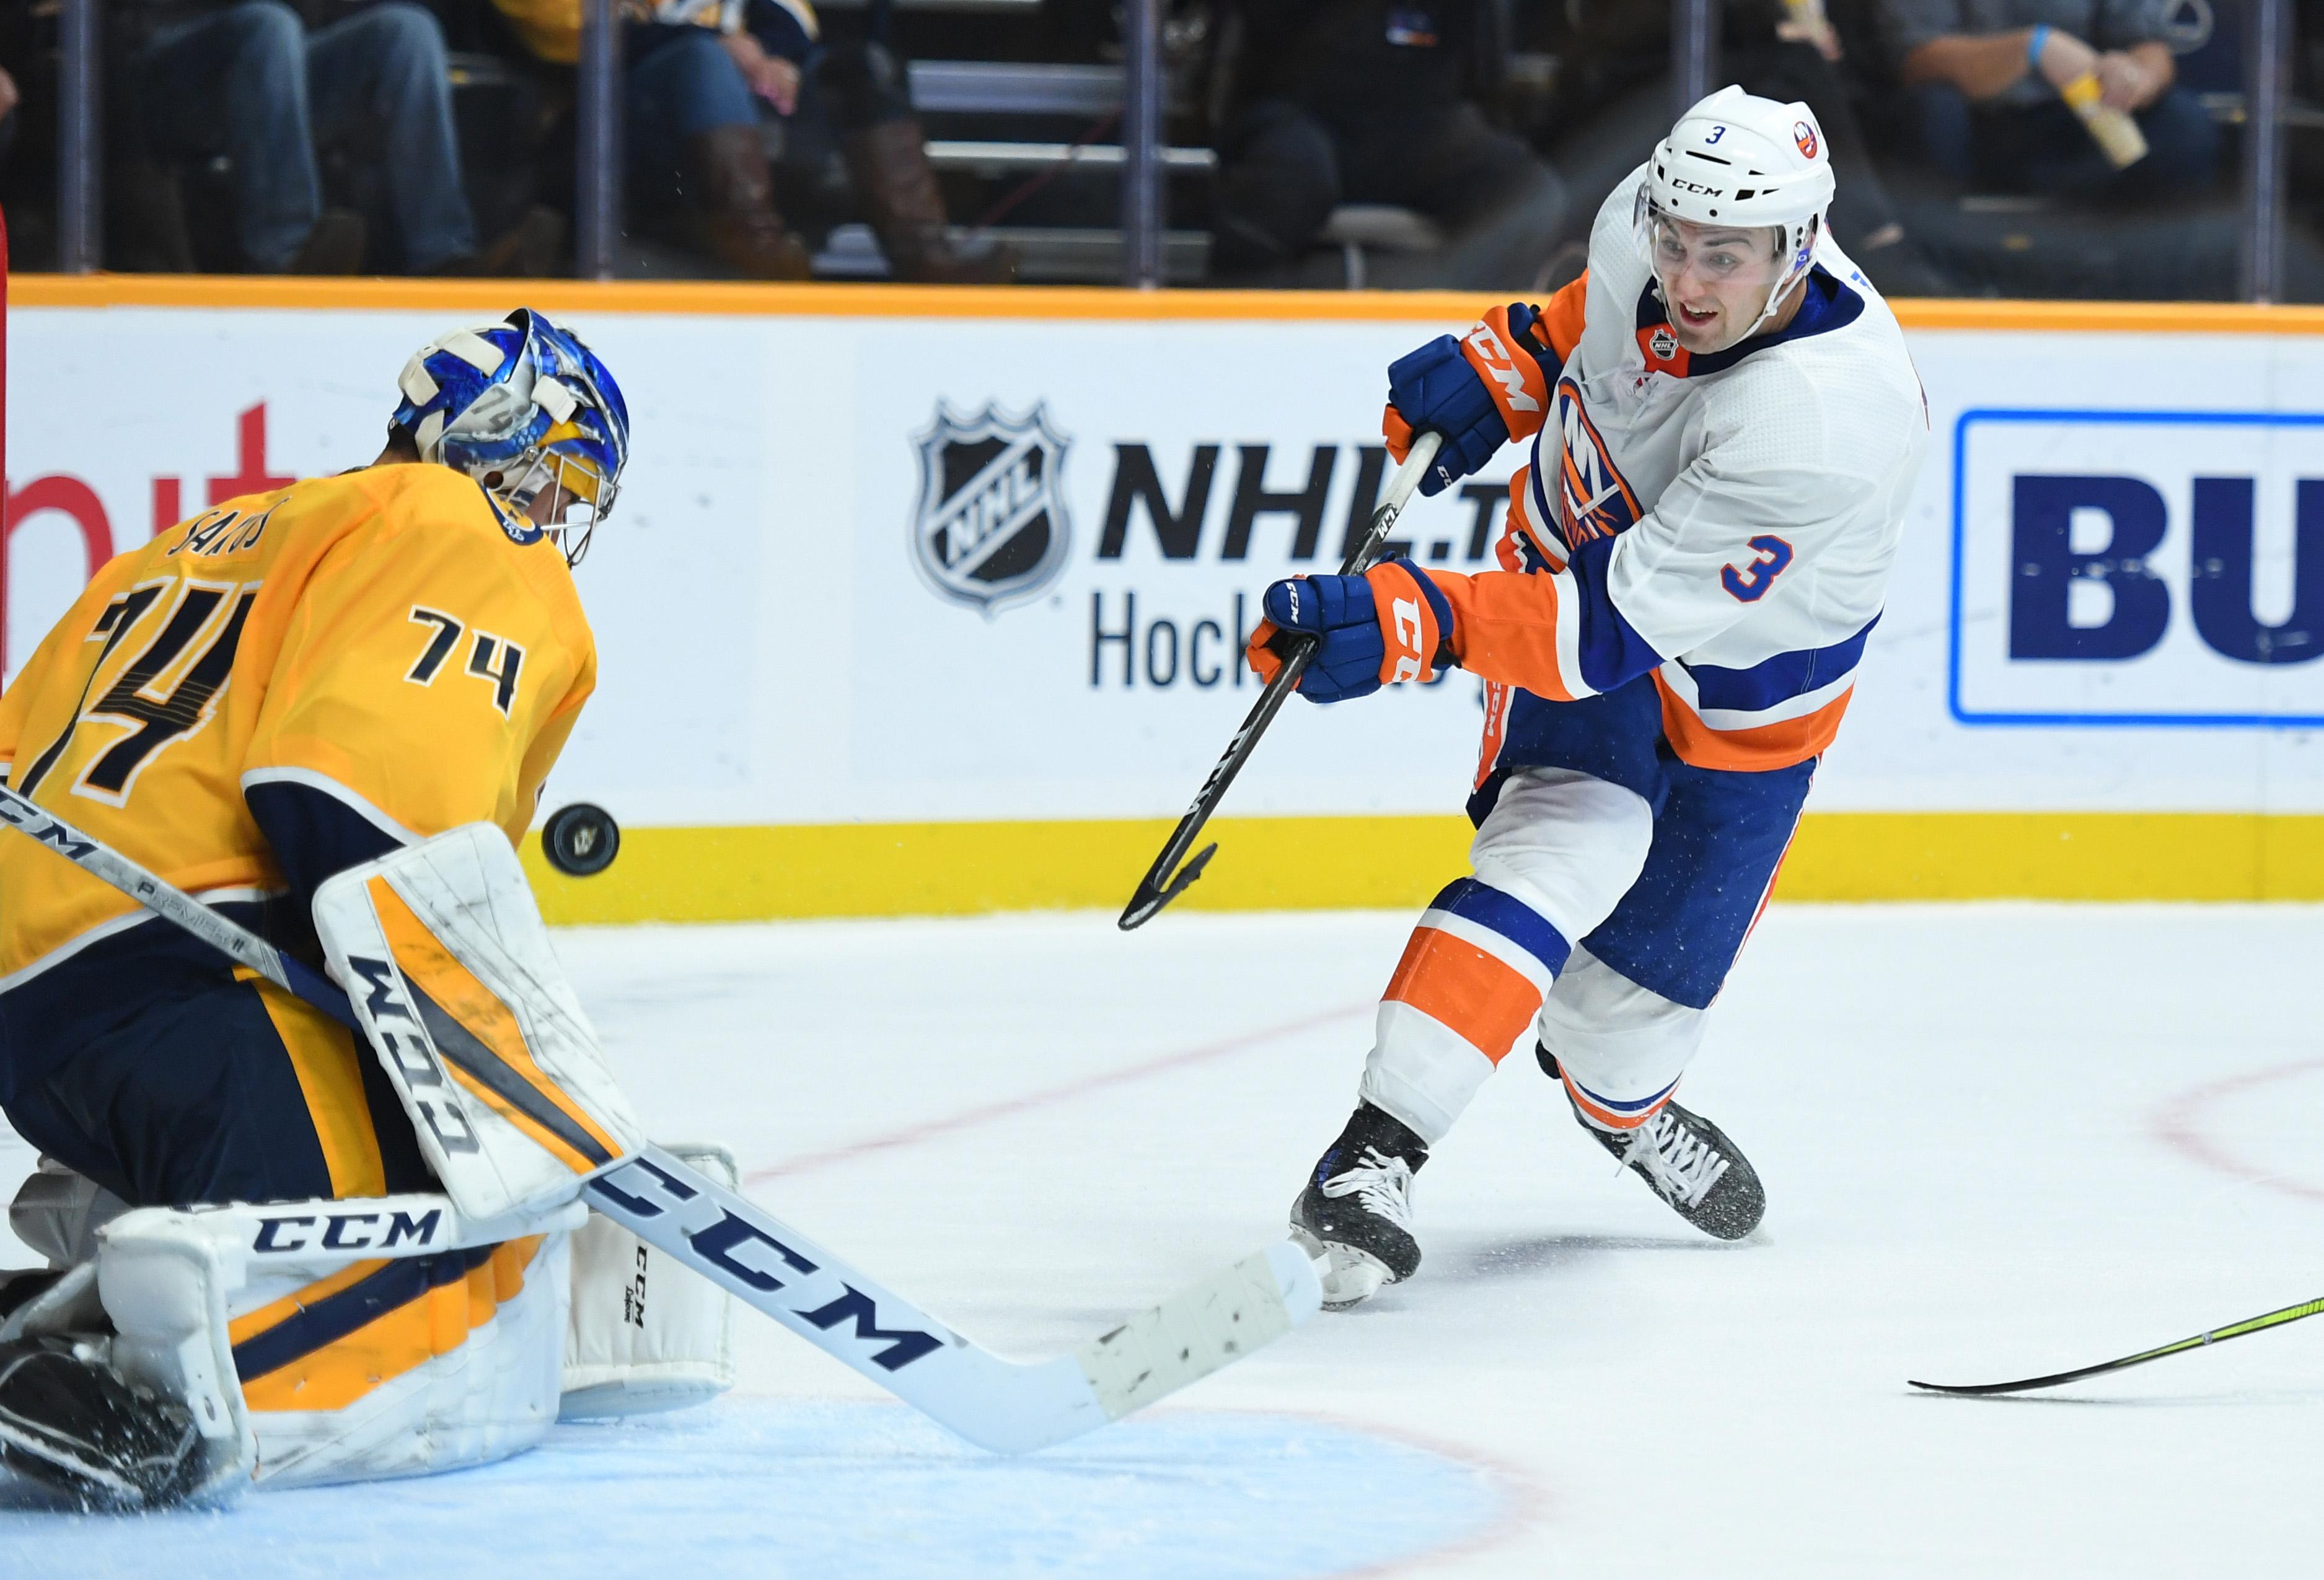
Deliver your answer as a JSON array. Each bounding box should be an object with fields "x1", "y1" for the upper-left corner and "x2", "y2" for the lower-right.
[
  {"x1": 0, "y1": 781, "x2": 1323, "y2": 1453},
  {"x1": 1117, "y1": 429, "x2": 1443, "y2": 931},
  {"x1": 1908, "y1": 1294, "x2": 2324, "y2": 1397}
]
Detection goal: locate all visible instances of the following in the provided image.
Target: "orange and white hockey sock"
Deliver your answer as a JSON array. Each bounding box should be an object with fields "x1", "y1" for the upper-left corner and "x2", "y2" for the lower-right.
[{"x1": 1360, "y1": 878, "x2": 1571, "y2": 1143}]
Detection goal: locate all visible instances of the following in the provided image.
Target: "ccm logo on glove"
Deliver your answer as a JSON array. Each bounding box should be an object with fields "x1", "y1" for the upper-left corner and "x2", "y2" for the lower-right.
[
  {"x1": 1391, "y1": 598, "x2": 1427, "y2": 683},
  {"x1": 1461, "y1": 322, "x2": 1541, "y2": 415},
  {"x1": 1380, "y1": 300, "x2": 1567, "y2": 498}
]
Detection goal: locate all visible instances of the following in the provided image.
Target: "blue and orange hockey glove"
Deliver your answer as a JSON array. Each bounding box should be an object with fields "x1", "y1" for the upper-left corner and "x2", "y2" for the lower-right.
[
  {"x1": 1381, "y1": 303, "x2": 1563, "y2": 498},
  {"x1": 1244, "y1": 560, "x2": 1458, "y2": 703}
]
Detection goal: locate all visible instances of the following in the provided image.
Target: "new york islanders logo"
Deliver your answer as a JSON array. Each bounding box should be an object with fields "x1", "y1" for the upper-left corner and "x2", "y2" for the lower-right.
[
  {"x1": 1552, "y1": 379, "x2": 1642, "y2": 545},
  {"x1": 1794, "y1": 120, "x2": 1820, "y2": 160},
  {"x1": 909, "y1": 402, "x2": 1072, "y2": 615}
]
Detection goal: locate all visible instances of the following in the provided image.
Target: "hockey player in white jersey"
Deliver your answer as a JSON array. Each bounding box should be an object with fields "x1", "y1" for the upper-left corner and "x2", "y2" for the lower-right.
[{"x1": 1246, "y1": 87, "x2": 1929, "y2": 1307}]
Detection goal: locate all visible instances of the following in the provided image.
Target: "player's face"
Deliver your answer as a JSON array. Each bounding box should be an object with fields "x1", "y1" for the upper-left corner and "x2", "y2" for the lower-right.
[
  {"x1": 524, "y1": 476, "x2": 576, "y2": 527},
  {"x1": 1648, "y1": 215, "x2": 1786, "y2": 353}
]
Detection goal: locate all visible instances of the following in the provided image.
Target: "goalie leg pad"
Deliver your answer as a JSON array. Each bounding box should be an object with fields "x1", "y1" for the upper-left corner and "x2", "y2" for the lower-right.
[
  {"x1": 95, "y1": 1193, "x2": 585, "y2": 1499},
  {"x1": 561, "y1": 1143, "x2": 737, "y2": 1420},
  {"x1": 314, "y1": 824, "x2": 649, "y2": 1221}
]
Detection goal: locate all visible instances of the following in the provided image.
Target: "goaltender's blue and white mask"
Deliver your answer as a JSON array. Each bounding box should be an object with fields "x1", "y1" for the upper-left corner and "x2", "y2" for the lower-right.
[{"x1": 389, "y1": 308, "x2": 632, "y2": 567}]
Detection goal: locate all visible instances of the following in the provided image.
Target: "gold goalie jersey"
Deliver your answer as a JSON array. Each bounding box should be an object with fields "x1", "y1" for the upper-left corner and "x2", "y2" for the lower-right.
[{"x1": 0, "y1": 463, "x2": 596, "y2": 984}]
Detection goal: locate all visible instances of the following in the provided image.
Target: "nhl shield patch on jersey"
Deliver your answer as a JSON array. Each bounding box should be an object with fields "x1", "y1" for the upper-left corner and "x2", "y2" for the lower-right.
[{"x1": 909, "y1": 402, "x2": 1072, "y2": 615}]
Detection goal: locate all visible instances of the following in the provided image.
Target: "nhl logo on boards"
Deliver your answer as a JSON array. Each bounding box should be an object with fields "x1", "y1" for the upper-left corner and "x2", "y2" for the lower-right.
[
  {"x1": 909, "y1": 401, "x2": 1072, "y2": 615},
  {"x1": 1649, "y1": 326, "x2": 1680, "y2": 361}
]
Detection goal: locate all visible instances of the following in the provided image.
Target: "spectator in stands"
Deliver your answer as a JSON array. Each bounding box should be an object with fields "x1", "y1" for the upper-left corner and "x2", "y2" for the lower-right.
[
  {"x1": 1875, "y1": 0, "x2": 2220, "y2": 196},
  {"x1": 1209, "y1": 1, "x2": 1570, "y2": 290},
  {"x1": 0, "y1": 4, "x2": 42, "y2": 266},
  {"x1": 1727, "y1": 1, "x2": 1953, "y2": 294},
  {"x1": 488, "y1": 1, "x2": 1013, "y2": 283},
  {"x1": 120, "y1": 1, "x2": 542, "y2": 273},
  {"x1": 739, "y1": 3, "x2": 1018, "y2": 283}
]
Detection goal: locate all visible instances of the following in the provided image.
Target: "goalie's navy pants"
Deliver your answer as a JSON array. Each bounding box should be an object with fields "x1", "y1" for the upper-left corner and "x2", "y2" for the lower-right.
[
  {"x1": 0, "y1": 907, "x2": 431, "y2": 1210},
  {"x1": 0, "y1": 911, "x2": 535, "y2": 1441}
]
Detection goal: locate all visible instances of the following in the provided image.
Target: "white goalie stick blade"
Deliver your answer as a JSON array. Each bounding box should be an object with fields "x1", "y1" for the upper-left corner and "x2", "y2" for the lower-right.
[{"x1": 588, "y1": 1149, "x2": 1324, "y2": 1453}]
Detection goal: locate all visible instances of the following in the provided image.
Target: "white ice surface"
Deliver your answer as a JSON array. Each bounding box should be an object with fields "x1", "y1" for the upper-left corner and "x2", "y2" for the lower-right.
[{"x1": 6, "y1": 902, "x2": 2324, "y2": 1574}]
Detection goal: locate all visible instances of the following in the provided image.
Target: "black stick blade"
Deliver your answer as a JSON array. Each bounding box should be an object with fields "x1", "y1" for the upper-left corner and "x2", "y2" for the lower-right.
[
  {"x1": 1118, "y1": 843, "x2": 1217, "y2": 931},
  {"x1": 1909, "y1": 1293, "x2": 2324, "y2": 1398},
  {"x1": 1907, "y1": 1366, "x2": 2119, "y2": 1397}
]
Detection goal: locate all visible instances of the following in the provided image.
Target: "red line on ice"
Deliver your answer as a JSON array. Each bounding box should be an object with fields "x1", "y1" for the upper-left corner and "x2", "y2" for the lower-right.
[
  {"x1": 1262, "y1": 1408, "x2": 1554, "y2": 1578},
  {"x1": 746, "y1": 1001, "x2": 1370, "y2": 1185},
  {"x1": 2150, "y1": 1055, "x2": 2324, "y2": 1205}
]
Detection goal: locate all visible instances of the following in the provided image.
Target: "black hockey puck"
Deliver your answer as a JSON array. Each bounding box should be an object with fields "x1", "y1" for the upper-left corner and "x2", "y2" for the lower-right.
[{"x1": 543, "y1": 803, "x2": 620, "y2": 877}]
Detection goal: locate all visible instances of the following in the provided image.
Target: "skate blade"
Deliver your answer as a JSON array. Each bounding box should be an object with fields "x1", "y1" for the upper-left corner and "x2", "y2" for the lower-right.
[{"x1": 1288, "y1": 1227, "x2": 1393, "y2": 1311}]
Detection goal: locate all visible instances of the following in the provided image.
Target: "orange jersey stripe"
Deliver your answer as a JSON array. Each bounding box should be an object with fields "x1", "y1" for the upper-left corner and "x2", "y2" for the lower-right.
[
  {"x1": 1536, "y1": 273, "x2": 1588, "y2": 361},
  {"x1": 1425, "y1": 565, "x2": 1583, "y2": 703},
  {"x1": 1474, "y1": 680, "x2": 1515, "y2": 792},
  {"x1": 1383, "y1": 924, "x2": 1543, "y2": 1065},
  {"x1": 1654, "y1": 675, "x2": 1853, "y2": 771}
]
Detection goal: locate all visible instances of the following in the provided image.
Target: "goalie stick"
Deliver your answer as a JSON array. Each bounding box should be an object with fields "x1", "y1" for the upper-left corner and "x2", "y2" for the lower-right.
[
  {"x1": 0, "y1": 781, "x2": 1323, "y2": 1453},
  {"x1": 1118, "y1": 429, "x2": 1443, "y2": 931},
  {"x1": 1909, "y1": 1293, "x2": 2324, "y2": 1397}
]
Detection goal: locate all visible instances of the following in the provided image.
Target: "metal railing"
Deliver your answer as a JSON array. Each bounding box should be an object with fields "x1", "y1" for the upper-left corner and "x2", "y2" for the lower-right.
[
  {"x1": 56, "y1": 0, "x2": 101, "y2": 274},
  {"x1": 46, "y1": 0, "x2": 2306, "y2": 301},
  {"x1": 1119, "y1": 0, "x2": 1164, "y2": 289},
  {"x1": 1673, "y1": 0, "x2": 1719, "y2": 116},
  {"x1": 575, "y1": 0, "x2": 623, "y2": 284},
  {"x1": 2245, "y1": 0, "x2": 2290, "y2": 302}
]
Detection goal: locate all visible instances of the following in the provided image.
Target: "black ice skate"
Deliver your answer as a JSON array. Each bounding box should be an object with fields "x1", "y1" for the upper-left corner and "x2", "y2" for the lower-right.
[
  {"x1": 1538, "y1": 1044, "x2": 1765, "y2": 1240},
  {"x1": 1289, "y1": 1103, "x2": 1429, "y2": 1310},
  {"x1": 0, "y1": 1336, "x2": 201, "y2": 1509}
]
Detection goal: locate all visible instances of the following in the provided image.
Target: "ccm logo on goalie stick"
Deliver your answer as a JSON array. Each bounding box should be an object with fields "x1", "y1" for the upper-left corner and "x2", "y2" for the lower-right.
[
  {"x1": 589, "y1": 1158, "x2": 944, "y2": 1371},
  {"x1": 0, "y1": 793, "x2": 99, "y2": 860},
  {"x1": 253, "y1": 1208, "x2": 444, "y2": 1253},
  {"x1": 346, "y1": 955, "x2": 483, "y2": 1156}
]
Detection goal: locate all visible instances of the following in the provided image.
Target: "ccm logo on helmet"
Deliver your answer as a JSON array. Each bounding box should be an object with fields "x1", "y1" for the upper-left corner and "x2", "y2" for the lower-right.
[{"x1": 1670, "y1": 177, "x2": 1725, "y2": 197}]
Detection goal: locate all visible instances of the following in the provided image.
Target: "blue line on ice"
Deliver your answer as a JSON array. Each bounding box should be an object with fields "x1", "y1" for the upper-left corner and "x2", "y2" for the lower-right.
[{"x1": 0, "y1": 1399, "x2": 1512, "y2": 1579}]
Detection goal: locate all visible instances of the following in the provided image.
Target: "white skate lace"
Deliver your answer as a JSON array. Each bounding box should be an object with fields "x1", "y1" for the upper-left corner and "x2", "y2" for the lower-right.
[
  {"x1": 1320, "y1": 1146, "x2": 1417, "y2": 1231},
  {"x1": 1621, "y1": 1112, "x2": 1731, "y2": 1209}
]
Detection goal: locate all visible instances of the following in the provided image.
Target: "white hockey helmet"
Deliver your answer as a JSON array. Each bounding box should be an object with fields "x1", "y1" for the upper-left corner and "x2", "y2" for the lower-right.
[{"x1": 1638, "y1": 86, "x2": 1835, "y2": 347}]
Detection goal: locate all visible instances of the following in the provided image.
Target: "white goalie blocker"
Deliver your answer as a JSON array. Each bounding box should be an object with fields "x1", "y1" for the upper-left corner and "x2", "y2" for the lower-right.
[{"x1": 22, "y1": 827, "x2": 739, "y2": 1499}]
